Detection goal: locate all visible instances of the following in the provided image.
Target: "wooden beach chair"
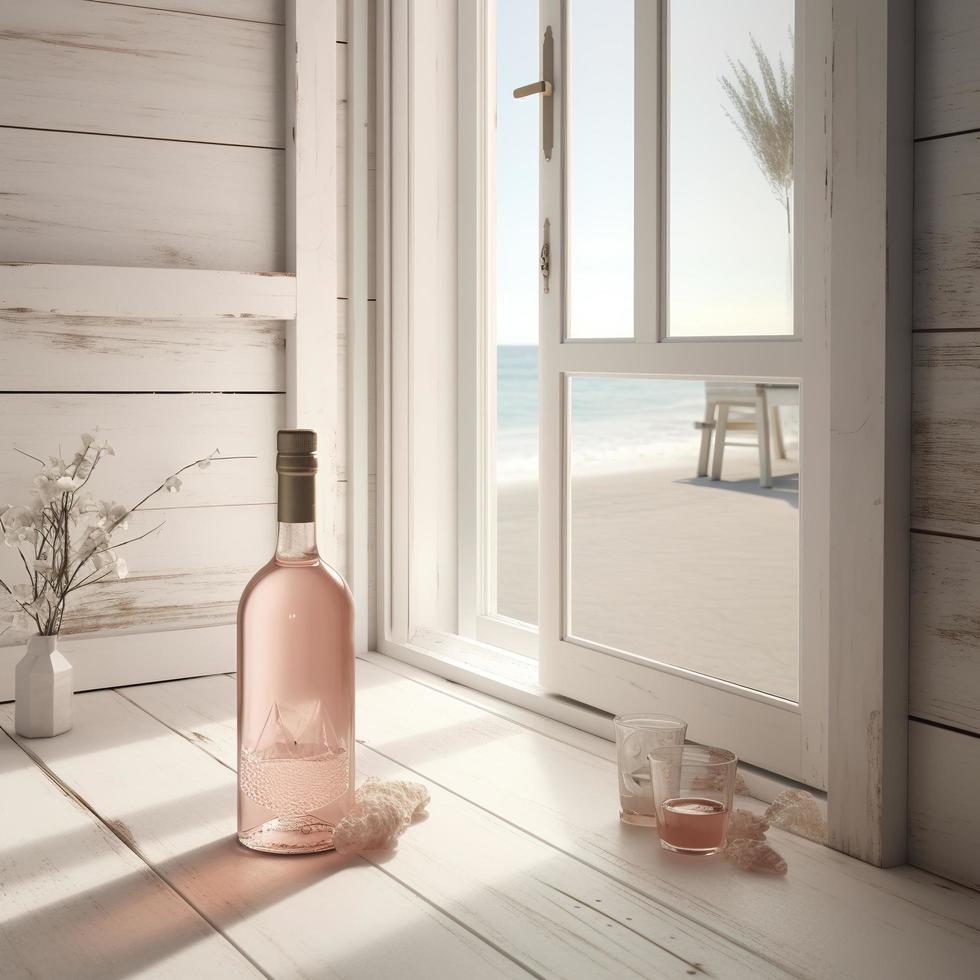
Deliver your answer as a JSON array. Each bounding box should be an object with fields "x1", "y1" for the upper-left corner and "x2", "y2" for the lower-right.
[{"x1": 695, "y1": 382, "x2": 799, "y2": 488}]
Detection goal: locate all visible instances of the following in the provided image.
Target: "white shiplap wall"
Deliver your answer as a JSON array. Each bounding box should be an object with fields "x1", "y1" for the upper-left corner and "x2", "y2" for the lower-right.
[
  {"x1": 0, "y1": 0, "x2": 369, "y2": 693},
  {"x1": 909, "y1": 0, "x2": 980, "y2": 890}
]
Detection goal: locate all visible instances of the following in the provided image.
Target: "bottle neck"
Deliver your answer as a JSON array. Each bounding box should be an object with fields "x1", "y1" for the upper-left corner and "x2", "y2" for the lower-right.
[{"x1": 275, "y1": 522, "x2": 318, "y2": 563}]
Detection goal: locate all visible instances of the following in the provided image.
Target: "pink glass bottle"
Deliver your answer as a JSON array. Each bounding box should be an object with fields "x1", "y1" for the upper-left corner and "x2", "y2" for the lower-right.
[{"x1": 237, "y1": 429, "x2": 355, "y2": 853}]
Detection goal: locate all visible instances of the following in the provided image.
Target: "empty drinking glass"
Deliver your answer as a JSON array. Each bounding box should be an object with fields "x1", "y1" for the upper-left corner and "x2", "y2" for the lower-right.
[
  {"x1": 614, "y1": 713, "x2": 687, "y2": 825},
  {"x1": 648, "y1": 744, "x2": 737, "y2": 855}
]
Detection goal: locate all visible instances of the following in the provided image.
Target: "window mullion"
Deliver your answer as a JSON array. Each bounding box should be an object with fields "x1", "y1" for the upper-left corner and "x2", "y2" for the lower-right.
[{"x1": 556, "y1": 339, "x2": 805, "y2": 381}]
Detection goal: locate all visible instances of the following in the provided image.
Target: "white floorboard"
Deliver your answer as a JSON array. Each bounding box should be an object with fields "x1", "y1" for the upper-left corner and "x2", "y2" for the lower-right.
[
  {"x1": 0, "y1": 694, "x2": 526, "y2": 980},
  {"x1": 1, "y1": 654, "x2": 979, "y2": 980},
  {"x1": 352, "y1": 659, "x2": 980, "y2": 980},
  {"x1": 0, "y1": 729, "x2": 259, "y2": 980},
  {"x1": 122, "y1": 674, "x2": 781, "y2": 979}
]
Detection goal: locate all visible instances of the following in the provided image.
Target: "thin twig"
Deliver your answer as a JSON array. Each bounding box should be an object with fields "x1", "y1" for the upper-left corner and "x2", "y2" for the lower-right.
[{"x1": 13, "y1": 447, "x2": 45, "y2": 466}]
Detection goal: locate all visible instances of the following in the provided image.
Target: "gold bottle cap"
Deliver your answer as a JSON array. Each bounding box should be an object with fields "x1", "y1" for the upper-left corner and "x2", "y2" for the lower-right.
[
  {"x1": 276, "y1": 430, "x2": 317, "y2": 521},
  {"x1": 276, "y1": 429, "x2": 318, "y2": 475},
  {"x1": 277, "y1": 429, "x2": 317, "y2": 455}
]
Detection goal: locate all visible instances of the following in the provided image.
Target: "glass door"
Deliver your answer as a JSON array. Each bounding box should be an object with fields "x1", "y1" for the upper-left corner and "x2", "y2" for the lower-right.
[{"x1": 536, "y1": 0, "x2": 827, "y2": 785}]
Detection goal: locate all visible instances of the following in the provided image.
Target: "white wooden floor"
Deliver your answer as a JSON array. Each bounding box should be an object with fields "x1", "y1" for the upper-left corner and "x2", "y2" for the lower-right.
[{"x1": 2, "y1": 653, "x2": 979, "y2": 980}]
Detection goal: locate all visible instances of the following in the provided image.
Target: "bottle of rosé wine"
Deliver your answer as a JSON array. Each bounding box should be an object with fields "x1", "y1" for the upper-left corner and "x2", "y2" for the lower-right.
[{"x1": 237, "y1": 429, "x2": 354, "y2": 853}]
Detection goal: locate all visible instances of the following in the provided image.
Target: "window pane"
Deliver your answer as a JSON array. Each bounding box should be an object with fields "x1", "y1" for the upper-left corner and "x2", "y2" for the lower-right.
[
  {"x1": 667, "y1": 1, "x2": 795, "y2": 337},
  {"x1": 567, "y1": 376, "x2": 800, "y2": 701},
  {"x1": 494, "y1": 0, "x2": 539, "y2": 625},
  {"x1": 566, "y1": 0, "x2": 634, "y2": 339}
]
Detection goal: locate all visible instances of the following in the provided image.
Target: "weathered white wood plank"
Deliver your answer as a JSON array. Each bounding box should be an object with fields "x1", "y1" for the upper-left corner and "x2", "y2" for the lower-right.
[
  {"x1": 0, "y1": 503, "x2": 274, "y2": 648},
  {"x1": 0, "y1": 0, "x2": 283, "y2": 148},
  {"x1": 85, "y1": 0, "x2": 344, "y2": 35},
  {"x1": 0, "y1": 393, "x2": 282, "y2": 508},
  {"x1": 361, "y1": 650, "x2": 817, "y2": 808},
  {"x1": 0, "y1": 314, "x2": 285, "y2": 391},
  {"x1": 0, "y1": 264, "x2": 296, "y2": 320},
  {"x1": 0, "y1": 487, "x2": 345, "y2": 671},
  {"x1": 352, "y1": 659, "x2": 980, "y2": 978},
  {"x1": 0, "y1": 624, "x2": 237, "y2": 702},
  {"x1": 915, "y1": 0, "x2": 980, "y2": 139},
  {"x1": 0, "y1": 129, "x2": 284, "y2": 273},
  {"x1": 914, "y1": 133, "x2": 980, "y2": 331},
  {"x1": 912, "y1": 332, "x2": 980, "y2": 535},
  {"x1": 122, "y1": 673, "x2": 783, "y2": 979},
  {"x1": 335, "y1": 42, "x2": 378, "y2": 300},
  {"x1": 286, "y1": 0, "x2": 339, "y2": 557},
  {"x1": 336, "y1": 299, "x2": 378, "y2": 480},
  {"x1": 911, "y1": 533, "x2": 980, "y2": 734},
  {"x1": 0, "y1": 485, "x2": 344, "y2": 662},
  {"x1": 86, "y1": 0, "x2": 285, "y2": 26},
  {"x1": 0, "y1": 692, "x2": 530, "y2": 980},
  {"x1": 909, "y1": 720, "x2": 980, "y2": 891},
  {"x1": 0, "y1": 728, "x2": 259, "y2": 979}
]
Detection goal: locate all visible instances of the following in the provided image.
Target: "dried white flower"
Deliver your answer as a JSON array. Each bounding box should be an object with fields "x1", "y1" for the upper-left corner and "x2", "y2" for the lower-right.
[
  {"x1": 5, "y1": 526, "x2": 36, "y2": 547},
  {"x1": 95, "y1": 501, "x2": 129, "y2": 530},
  {"x1": 1, "y1": 438, "x2": 223, "y2": 635},
  {"x1": 53, "y1": 476, "x2": 80, "y2": 493},
  {"x1": 3, "y1": 506, "x2": 33, "y2": 530},
  {"x1": 86, "y1": 527, "x2": 108, "y2": 549}
]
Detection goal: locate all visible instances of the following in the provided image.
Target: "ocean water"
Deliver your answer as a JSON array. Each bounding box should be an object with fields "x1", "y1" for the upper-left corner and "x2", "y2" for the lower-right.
[{"x1": 497, "y1": 346, "x2": 762, "y2": 483}]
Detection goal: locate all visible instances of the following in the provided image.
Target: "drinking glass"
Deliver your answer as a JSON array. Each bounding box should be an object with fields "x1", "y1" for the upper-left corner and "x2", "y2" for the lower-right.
[
  {"x1": 648, "y1": 744, "x2": 737, "y2": 854},
  {"x1": 614, "y1": 713, "x2": 687, "y2": 825}
]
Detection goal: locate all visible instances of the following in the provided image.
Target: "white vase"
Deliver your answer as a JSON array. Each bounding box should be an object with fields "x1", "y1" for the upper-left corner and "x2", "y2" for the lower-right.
[{"x1": 15, "y1": 634, "x2": 73, "y2": 738}]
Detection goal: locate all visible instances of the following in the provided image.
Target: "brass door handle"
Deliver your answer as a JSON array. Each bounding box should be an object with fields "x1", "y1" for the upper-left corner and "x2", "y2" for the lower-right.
[
  {"x1": 513, "y1": 80, "x2": 553, "y2": 99},
  {"x1": 514, "y1": 26, "x2": 555, "y2": 161}
]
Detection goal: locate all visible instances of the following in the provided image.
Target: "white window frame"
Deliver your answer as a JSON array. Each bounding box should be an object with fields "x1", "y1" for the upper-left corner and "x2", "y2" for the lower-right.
[
  {"x1": 373, "y1": 0, "x2": 913, "y2": 867},
  {"x1": 531, "y1": 0, "x2": 823, "y2": 788},
  {"x1": 459, "y1": 0, "x2": 540, "y2": 660}
]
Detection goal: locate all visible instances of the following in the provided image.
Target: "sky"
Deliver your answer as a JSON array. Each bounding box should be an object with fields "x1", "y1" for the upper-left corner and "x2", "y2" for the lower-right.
[{"x1": 494, "y1": 0, "x2": 796, "y2": 345}]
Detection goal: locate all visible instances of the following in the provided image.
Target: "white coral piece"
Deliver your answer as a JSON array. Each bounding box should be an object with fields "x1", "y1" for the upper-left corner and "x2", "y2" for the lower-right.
[
  {"x1": 726, "y1": 808, "x2": 769, "y2": 842},
  {"x1": 726, "y1": 838, "x2": 788, "y2": 875},
  {"x1": 333, "y1": 777, "x2": 430, "y2": 855},
  {"x1": 765, "y1": 789, "x2": 827, "y2": 844}
]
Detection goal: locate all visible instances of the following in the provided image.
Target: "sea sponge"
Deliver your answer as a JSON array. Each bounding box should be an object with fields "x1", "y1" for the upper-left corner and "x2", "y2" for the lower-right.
[
  {"x1": 765, "y1": 789, "x2": 827, "y2": 844},
  {"x1": 726, "y1": 808, "x2": 769, "y2": 842},
  {"x1": 333, "y1": 777, "x2": 430, "y2": 854},
  {"x1": 726, "y1": 838, "x2": 788, "y2": 875}
]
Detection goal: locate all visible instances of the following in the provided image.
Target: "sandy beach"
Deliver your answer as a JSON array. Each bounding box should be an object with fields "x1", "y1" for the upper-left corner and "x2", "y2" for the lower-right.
[{"x1": 496, "y1": 447, "x2": 800, "y2": 701}]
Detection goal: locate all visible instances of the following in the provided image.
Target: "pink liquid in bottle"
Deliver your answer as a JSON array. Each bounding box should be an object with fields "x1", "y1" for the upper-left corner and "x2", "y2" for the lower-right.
[
  {"x1": 237, "y1": 430, "x2": 355, "y2": 853},
  {"x1": 658, "y1": 798, "x2": 730, "y2": 854}
]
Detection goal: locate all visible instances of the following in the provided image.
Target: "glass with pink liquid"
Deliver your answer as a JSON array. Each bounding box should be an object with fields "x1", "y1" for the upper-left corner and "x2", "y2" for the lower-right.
[
  {"x1": 614, "y1": 713, "x2": 687, "y2": 825},
  {"x1": 648, "y1": 744, "x2": 737, "y2": 855}
]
